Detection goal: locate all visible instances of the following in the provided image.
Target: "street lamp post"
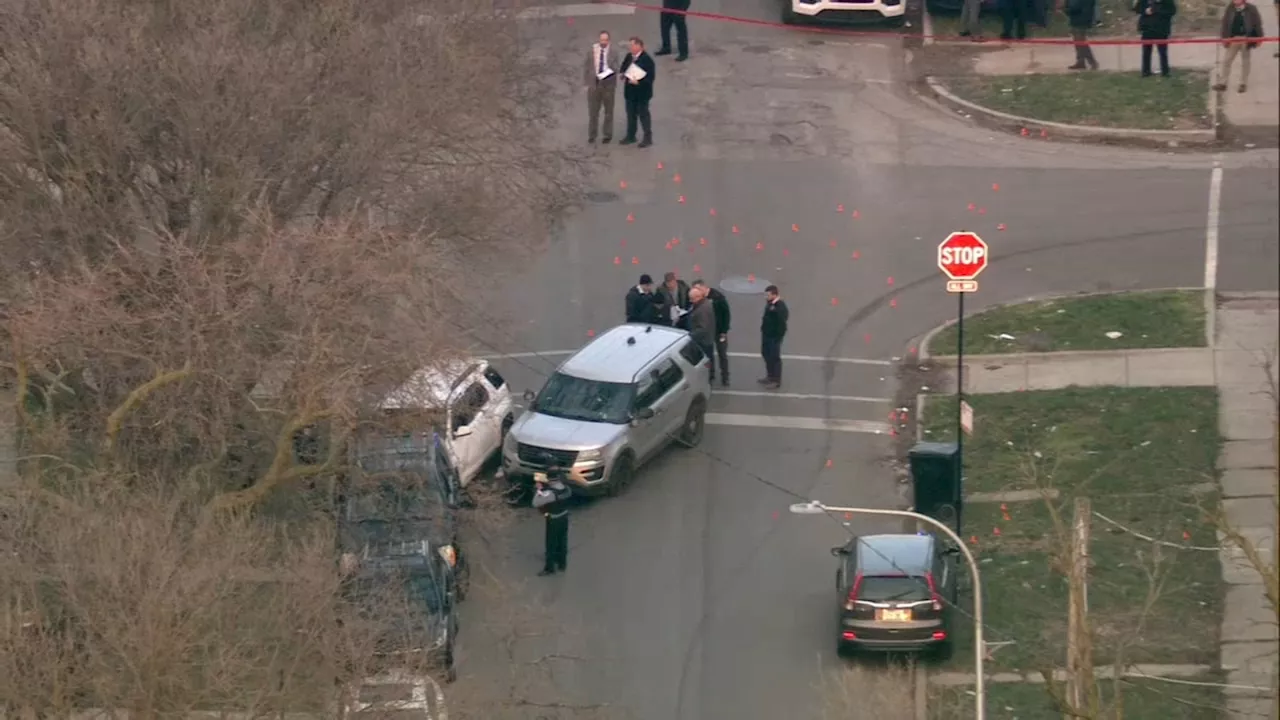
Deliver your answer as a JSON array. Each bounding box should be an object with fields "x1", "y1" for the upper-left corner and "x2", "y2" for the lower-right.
[{"x1": 789, "y1": 501, "x2": 985, "y2": 720}]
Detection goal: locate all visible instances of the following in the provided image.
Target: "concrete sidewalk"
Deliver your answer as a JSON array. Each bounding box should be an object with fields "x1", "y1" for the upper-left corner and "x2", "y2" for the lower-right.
[
  {"x1": 970, "y1": 33, "x2": 1280, "y2": 130},
  {"x1": 927, "y1": 293, "x2": 1280, "y2": 718}
]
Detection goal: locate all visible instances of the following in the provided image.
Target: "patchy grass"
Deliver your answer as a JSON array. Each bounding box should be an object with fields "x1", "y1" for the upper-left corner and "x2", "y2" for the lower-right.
[
  {"x1": 945, "y1": 70, "x2": 1211, "y2": 130},
  {"x1": 923, "y1": 387, "x2": 1220, "y2": 496},
  {"x1": 921, "y1": 387, "x2": 1223, "y2": 674},
  {"x1": 928, "y1": 671, "x2": 1228, "y2": 719},
  {"x1": 929, "y1": 291, "x2": 1207, "y2": 355},
  {"x1": 927, "y1": 0, "x2": 1223, "y2": 41}
]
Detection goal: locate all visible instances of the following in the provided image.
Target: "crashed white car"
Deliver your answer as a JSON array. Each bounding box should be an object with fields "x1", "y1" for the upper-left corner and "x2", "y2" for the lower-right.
[{"x1": 378, "y1": 359, "x2": 514, "y2": 487}]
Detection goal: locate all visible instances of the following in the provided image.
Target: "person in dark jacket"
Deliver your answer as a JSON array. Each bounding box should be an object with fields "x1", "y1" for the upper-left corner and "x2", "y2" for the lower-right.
[
  {"x1": 619, "y1": 37, "x2": 656, "y2": 148},
  {"x1": 1134, "y1": 0, "x2": 1177, "y2": 77},
  {"x1": 656, "y1": 271, "x2": 691, "y2": 328},
  {"x1": 1068, "y1": 0, "x2": 1100, "y2": 69},
  {"x1": 656, "y1": 0, "x2": 691, "y2": 61},
  {"x1": 1214, "y1": 0, "x2": 1265, "y2": 93},
  {"x1": 685, "y1": 285, "x2": 716, "y2": 367},
  {"x1": 692, "y1": 279, "x2": 731, "y2": 385},
  {"x1": 625, "y1": 274, "x2": 660, "y2": 324},
  {"x1": 533, "y1": 472, "x2": 572, "y2": 576},
  {"x1": 999, "y1": 0, "x2": 1031, "y2": 40},
  {"x1": 758, "y1": 284, "x2": 789, "y2": 389}
]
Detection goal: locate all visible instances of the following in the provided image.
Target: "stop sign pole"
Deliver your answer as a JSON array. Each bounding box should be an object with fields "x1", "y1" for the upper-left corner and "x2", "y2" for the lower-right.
[{"x1": 937, "y1": 232, "x2": 989, "y2": 538}]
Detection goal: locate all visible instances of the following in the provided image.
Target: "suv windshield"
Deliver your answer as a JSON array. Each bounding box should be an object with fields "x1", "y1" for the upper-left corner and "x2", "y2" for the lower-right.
[
  {"x1": 533, "y1": 372, "x2": 634, "y2": 424},
  {"x1": 858, "y1": 575, "x2": 931, "y2": 603},
  {"x1": 349, "y1": 567, "x2": 444, "y2": 616}
]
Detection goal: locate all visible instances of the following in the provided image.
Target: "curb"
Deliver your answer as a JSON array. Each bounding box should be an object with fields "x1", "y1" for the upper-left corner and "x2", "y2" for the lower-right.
[
  {"x1": 923, "y1": 75, "x2": 1220, "y2": 148},
  {"x1": 917, "y1": 286, "x2": 1210, "y2": 361}
]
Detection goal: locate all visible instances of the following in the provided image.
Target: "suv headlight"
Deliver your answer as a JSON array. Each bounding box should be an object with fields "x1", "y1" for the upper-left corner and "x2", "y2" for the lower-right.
[
  {"x1": 576, "y1": 448, "x2": 603, "y2": 463},
  {"x1": 438, "y1": 545, "x2": 457, "y2": 568}
]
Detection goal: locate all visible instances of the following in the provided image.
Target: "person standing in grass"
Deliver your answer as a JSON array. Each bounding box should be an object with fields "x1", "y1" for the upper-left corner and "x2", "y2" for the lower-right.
[
  {"x1": 1133, "y1": 0, "x2": 1178, "y2": 77},
  {"x1": 1215, "y1": 0, "x2": 1265, "y2": 93},
  {"x1": 1067, "y1": 0, "x2": 1100, "y2": 70},
  {"x1": 960, "y1": 0, "x2": 983, "y2": 39}
]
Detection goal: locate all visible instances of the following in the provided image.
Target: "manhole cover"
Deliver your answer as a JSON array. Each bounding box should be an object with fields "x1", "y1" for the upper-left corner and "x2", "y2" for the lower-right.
[
  {"x1": 720, "y1": 275, "x2": 770, "y2": 294},
  {"x1": 585, "y1": 190, "x2": 620, "y2": 203}
]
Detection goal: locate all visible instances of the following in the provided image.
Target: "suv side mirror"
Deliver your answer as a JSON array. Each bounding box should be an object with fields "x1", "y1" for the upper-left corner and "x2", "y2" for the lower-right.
[
  {"x1": 830, "y1": 546, "x2": 848, "y2": 557},
  {"x1": 635, "y1": 407, "x2": 656, "y2": 420},
  {"x1": 453, "y1": 425, "x2": 473, "y2": 438}
]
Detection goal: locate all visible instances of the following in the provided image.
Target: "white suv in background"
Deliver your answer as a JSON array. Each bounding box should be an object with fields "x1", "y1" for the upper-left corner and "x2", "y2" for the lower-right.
[{"x1": 782, "y1": 0, "x2": 906, "y2": 25}]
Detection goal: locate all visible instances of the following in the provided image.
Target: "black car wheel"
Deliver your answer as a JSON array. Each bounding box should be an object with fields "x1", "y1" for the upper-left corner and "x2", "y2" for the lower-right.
[
  {"x1": 678, "y1": 397, "x2": 706, "y2": 448},
  {"x1": 604, "y1": 453, "x2": 634, "y2": 497}
]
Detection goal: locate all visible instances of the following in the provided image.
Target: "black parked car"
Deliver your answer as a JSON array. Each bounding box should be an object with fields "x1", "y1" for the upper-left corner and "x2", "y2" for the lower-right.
[
  {"x1": 832, "y1": 533, "x2": 958, "y2": 659},
  {"x1": 344, "y1": 542, "x2": 461, "y2": 683},
  {"x1": 340, "y1": 429, "x2": 471, "y2": 599}
]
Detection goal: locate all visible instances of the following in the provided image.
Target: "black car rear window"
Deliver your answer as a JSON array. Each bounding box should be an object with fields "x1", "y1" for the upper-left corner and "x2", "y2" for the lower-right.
[{"x1": 858, "y1": 575, "x2": 931, "y2": 602}]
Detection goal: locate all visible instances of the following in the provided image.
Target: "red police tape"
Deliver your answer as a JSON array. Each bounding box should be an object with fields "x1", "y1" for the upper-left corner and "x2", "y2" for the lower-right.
[{"x1": 593, "y1": 1, "x2": 1280, "y2": 47}]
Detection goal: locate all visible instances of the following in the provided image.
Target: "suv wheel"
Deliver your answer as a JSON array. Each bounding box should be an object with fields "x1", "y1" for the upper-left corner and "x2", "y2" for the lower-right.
[
  {"x1": 930, "y1": 638, "x2": 954, "y2": 663},
  {"x1": 455, "y1": 552, "x2": 470, "y2": 601},
  {"x1": 604, "y1": 453, "x2": 634, "y2": 497},
  {"x1": 678, "y1": 398, "x2": 707, "y2": 448}
]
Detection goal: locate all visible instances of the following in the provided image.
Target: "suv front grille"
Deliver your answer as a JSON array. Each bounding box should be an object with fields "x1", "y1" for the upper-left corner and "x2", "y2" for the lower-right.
[{"x1": 516, "y1": 443, "x2": 578, "y2": 468}]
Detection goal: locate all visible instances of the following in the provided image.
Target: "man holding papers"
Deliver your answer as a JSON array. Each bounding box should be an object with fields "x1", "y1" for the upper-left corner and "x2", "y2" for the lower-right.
[
  {"x1": 585, "y1": 31, "x2": 620, "y2": 144},
  {"x1": 619, "y1": 37, "x2": 656, "y2": 148}
]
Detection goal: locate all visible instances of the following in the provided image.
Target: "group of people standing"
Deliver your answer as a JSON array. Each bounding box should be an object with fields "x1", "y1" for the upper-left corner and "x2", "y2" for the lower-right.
[
  {"x1": 583, "y1": 2, "x2": 694, "y2": 148},
  {"x1": 958, "y1": 0, "x2": 1274, "y2": 88},
  {"x1": 624, "y1": 273, "x2": 790, "y2": 390}
]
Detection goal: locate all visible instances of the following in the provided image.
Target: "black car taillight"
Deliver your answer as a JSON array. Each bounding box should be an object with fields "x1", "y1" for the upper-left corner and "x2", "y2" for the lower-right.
[{"x1": 844, "y1": 573, "x2": 863, "y2": 611}]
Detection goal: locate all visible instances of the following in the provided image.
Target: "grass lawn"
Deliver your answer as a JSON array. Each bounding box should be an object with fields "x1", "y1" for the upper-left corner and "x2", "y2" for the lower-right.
[
  {"x1": 928, "y1": 0, "x2": 1223, "y2": 40},
  {"x1": 921, "y1": 387, "x2": 1223, "y2": 673},
  {"x1": 929, "y1": 290, "x2": 1207, "y2": 355},
  {"x1": 944, "y1": 69, "x2": 1211, "y2": 130},
  {"x1": 929, "y1": 672, "x2": 1227, "y2": 719}
]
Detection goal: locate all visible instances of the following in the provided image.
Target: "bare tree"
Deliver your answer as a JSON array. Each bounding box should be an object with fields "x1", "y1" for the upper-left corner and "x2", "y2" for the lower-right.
[{"x1": 0, "y1": 0, "x2": 590, "y2": 715}]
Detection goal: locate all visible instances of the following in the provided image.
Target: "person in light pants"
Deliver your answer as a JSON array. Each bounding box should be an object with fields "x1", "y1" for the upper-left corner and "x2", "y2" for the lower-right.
[{"x1": 1214, "y1": 0, "x2": 1265, "y2": 93}]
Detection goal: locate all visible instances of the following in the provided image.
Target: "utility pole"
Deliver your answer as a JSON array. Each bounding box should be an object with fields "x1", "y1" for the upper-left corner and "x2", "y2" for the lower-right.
[{"x1": 1065, "y1": 497, "x2": 1093, "y2": 719}]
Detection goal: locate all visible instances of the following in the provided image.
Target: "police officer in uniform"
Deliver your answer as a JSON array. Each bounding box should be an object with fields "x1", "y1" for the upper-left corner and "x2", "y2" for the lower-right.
[{"x1": 533, "y1": 470, "x2": 572, "y2": 575}]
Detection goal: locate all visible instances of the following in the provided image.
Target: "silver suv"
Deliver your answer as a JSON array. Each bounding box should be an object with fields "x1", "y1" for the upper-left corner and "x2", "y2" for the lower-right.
[{"x1": 502, "y1": 323, "x2": 712, "y2": 496}]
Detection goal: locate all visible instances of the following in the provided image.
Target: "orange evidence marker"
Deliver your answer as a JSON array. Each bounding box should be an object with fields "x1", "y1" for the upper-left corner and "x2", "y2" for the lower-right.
[
  {"x1": 851, "y1": 250, "x2": 860, "y2": 259},
  {"x1": 631, "y1": 256, "x2": 640, "y2": 265},
  {"x1": 851, "y1": 210, "x2": 861, "y2": 219},
  {"x1": 889, "y1": 298, "x2": 897, "y2": 308},
  {"x1": 626, "y1": 213, "x2": 635, "y2": 223},
  {"x1": 969, "y1": 535, "x2": 978, "y2": 545},
  {"x1": 673, "y1": 173, "x2": 682, "y2": 183},
  {"x1": 791, "y1": 223, "x2": 800, "y2": 232},
  {"x1": 978, "y1": 207, "x2": 987, "y2": 215},
  {"x1": 613, "y1": 256, "x2": 622, "y2": 265},
  {"x1": 755, "y1": 242, "x2": 764, "y2": 251},
  {"x1": 678, "y1": 195, "x2": 686, "y2": 204},
  {"x1": 732, "y1": 225, "x2": 740, "y2": 234},
  {"x1": 709, "y1": 208, "x2": 717, "y2": 216},
  {"x1": 657, "y1": 161, "x2": 664, "y2": 170},
  {"x1": 620, "y1": 180, "x2": 628, "y2": 189},
  {"x1": 992, "y1": 183, "x2": 1000, "y2": 192},
  {"x1": 825, "y1": 459, "x2": 834, "y2": 468},
  {"x1": 993, "y1": 527, "x2": 1002, "y2": 536},
  {"x1": 829, "y1": 239, "x2": 837, "y2": 248},
  {"x1": 836, "y1": 203, "x2": 845, "y2": 213},
  {"x1": 586, "y1": 328, "x2": 595, "y2": 337},
  {"x1": 968, "y1": 203, "x2": 976, "y2": 211},
  {"x1": 665, "y1": 242, "x2": 672, "y2": 250},
  {"x1": 831, "y1": 297, "x2": 839, "y2": 306},
  {"x1": 1020, "y1": 128, "x2": 1030, "y2": 137},
  {"x1": 997, "y1": 223, "x2": 1007, "y2": 231},
  {"x1": 886, "y1": 276, "x2": 895, "y2": 286},
  {"x1": 671, "y1": 237, "x2": 680, "y2": 245},
  {"x1": 693, "y1": 264, "x2": 701, "y2": 272},
  {"x1": 699, "y1": 237, "x2": 708, "y2": 246},
  {"x1": 747, "y1": 273, "x2": 756, "y2": 283}
]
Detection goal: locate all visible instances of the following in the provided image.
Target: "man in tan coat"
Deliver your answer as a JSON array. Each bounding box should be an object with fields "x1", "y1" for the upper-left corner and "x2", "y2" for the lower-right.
[{"x1": 585, "y1": 31, "x2": 621, "y2": 144}]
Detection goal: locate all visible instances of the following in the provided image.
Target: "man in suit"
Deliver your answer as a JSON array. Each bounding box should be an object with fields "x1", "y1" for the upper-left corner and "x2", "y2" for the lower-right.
[
  {"x1": 758, "y1": 284, "x2": 789, "y2": 389},
  {"x1": 585, "y1": 30, "x2": 620, "y2": 144},
  {"x1": 619, "y1": 37, "x2": 656, "y2": 148},
  {"x1": 999, "y1": 0, "x2": 1031, "y2": 40},
  {"x1": 1134, "y1": 0, "x2": 1178, "y2": 77},
  {"x1": 691, "y1": 279, "x2": 731, "y2": 386},
  {"x1": 656, "y1": 271, "x2": 690, "y2": 327},
  {"x1": 656, "y1": 0, "x2": 691, "y2": 62}
]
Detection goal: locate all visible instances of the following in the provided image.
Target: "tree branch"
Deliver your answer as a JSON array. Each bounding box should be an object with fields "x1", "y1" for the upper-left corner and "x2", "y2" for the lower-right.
[{"x1": 103, "y1": 364, "x2": 193, "y2": 454}]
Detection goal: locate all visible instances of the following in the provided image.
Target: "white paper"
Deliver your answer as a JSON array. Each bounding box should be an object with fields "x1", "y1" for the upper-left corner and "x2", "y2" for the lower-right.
[
  {"x1": 597, "y1": 68, "x2": 614, "y2": 80},
  {"x1": 625, "y1": 64, "x2": 647, "y2": 82}
]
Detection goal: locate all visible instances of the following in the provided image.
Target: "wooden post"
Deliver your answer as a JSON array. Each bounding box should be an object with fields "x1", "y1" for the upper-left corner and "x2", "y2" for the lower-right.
[{"x1": 1065, "y1": 497, "x2": 1093, "y2": 718}]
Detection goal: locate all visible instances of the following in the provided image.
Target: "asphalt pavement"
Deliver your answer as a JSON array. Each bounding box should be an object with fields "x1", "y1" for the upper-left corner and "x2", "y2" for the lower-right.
[{"x1": 451, "y1": 2, "x2": 1280, "y2": 719}]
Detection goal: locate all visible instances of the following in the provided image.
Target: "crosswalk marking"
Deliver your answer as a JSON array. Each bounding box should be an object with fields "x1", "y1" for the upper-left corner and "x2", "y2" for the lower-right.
[
  {"x1": 706, "y1": 413, "x2": 891, "y2": 435},
  {"x1": 714, "y1": 390, "x2": 891, "y2": 403}
]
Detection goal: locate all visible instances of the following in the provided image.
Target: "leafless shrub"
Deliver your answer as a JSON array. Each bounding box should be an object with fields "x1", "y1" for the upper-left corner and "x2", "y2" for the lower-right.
[{"x1": 818, "y1": 657, "x2": 918, "y2": 720}]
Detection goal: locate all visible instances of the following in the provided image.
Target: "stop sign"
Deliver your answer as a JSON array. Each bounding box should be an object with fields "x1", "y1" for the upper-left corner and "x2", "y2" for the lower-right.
[{"x1": 937, "y1": 232, "x2": 989, "y2": 281}]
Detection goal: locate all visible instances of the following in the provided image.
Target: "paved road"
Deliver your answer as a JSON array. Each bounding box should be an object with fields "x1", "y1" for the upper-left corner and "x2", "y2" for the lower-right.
[{"x1": 451, "y1": 2, "x2": 1280, "y2": 719}]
